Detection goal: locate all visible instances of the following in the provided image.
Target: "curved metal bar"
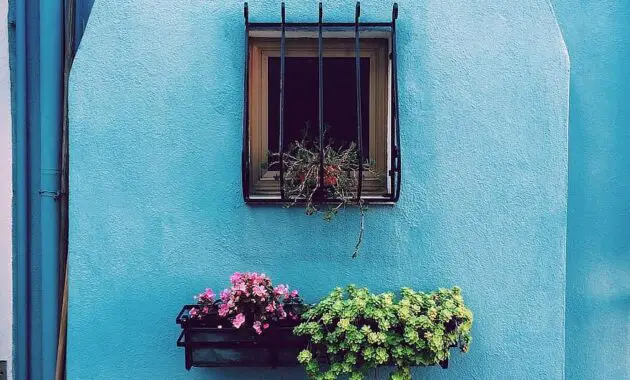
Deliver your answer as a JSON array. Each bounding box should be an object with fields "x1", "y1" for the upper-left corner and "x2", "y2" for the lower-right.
[
  {"x1": 391, "y1": 3, "x2": 402, "y2": 201},
  {"x1": 355, "y1": 1, "x2": 363, "y2": 200},
  {"x1": 242, "y1": 2, "x2": 250, "y2": 201},
  {"x1": 176, "y1": 330, "x2": 186, "y2": 347},
  {"x1": 318, "y1": 3, "x2": 325, "y2": 195},
  {"x1": 247, "y1": 22, "x2": 393, "y2": 29},
  {"x1": 279, "y1": 2, "x2": 286, "y2": 200}
]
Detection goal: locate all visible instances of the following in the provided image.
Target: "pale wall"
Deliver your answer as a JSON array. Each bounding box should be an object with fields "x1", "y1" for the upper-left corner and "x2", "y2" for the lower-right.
[{"x1": 0, "y1": 0, "x2": 13, "y2": 378}]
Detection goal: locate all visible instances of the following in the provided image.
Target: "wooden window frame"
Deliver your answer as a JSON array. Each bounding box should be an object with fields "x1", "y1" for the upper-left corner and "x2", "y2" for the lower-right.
[{"x1": 248, "y1": 37, "x2": 390, "y2": 199}]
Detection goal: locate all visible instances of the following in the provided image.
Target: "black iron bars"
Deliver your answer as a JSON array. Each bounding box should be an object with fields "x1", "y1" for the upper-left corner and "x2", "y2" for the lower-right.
[
  {"x1": 242, "y1": 2, "x2": 401, "y2": 203},
  {"x1": 279, "y1": 2, "x2": 286, "y2": 200},
  {"x1": 355, "y1": 2, "x2": 364, "y2": 200},
  {"x1": 391, "y1": 3, "x2": 401, "y2": 201},
  {"x1": 242, "y1": 2, "x2": 250, "y2": 202},
  {"x1": 317, "y1": 3, "x2": 325, "y2": 196}
]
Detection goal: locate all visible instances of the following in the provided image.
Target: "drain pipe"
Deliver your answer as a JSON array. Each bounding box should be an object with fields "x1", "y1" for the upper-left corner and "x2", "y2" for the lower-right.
[
  {"x1": 12, "y1": 0, "x2": 30, "y2": 377},
  {"x1": 12, "y1": 0, "x2": 64, "y2": 378},
  {"x1": 39, "y1": 0, "x2": 64, "y2": 378}
]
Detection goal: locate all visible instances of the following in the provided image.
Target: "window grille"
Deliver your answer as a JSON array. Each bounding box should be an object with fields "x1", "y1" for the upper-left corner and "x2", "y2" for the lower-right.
[{"x1": 242, "y1": 2, "x2": 401, "y2": 203}]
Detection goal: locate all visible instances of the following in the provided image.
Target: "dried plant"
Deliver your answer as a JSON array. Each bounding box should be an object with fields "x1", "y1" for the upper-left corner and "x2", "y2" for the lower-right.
[{"x1": 269, "y1": 133, "x2": 381, "y2": 258}]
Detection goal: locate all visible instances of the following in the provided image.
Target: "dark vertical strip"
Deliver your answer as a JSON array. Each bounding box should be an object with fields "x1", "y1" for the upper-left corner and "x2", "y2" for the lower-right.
[
  {"x1": 26, "y1": 0, "x2": 42, "y2": 376},
  {"x1": 13, "y1": 0, "x2": 30, "y2": 377},
  {"x1": 389, "y1": 4, "x2": 396, "y2": 199},
  {"x1": 242, "y1": 3, "x2": 250, "y2": 201},
  {"x1": 184, "y1": 330, "x2": 192, "y2": 370},
  {"x1": 279, "y1": 2, "x2": 286, "y2": 200},
  {"x1": 392, "y1": 3, "x2": 401, "y2": 201},
  {"x1": 73, "y1": 0, "x2": 95, "y2": 53},
  {"x1": 354, "y1": 2, "x2": 363, "y2": 199},
  {"x1": 56, "y1": 0, "x2": 76, "y2": 378},
  {"x1": 318, "y1": 3, "x2": 324, "y2": 194}
]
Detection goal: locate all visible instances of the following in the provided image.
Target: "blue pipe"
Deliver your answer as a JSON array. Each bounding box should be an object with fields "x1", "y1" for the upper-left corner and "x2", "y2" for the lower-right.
[
  {"x1": 12, "y1": 0, "x2": 93, "y2": 376},
  {"x1": 39, "y1": 0, "x2": 64, "y2": 378},
  {"x1": 12, "y1": 0, "x2": 64, "y2": 378},
  {"x1": 26, "y1": 0, "x2": 42, "y2": 374},
  {"x1": 13, "y1": 0, "x2": 29, "y2": 377}
]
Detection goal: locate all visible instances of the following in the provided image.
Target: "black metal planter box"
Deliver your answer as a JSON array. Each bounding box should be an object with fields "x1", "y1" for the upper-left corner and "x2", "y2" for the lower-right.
[
  {"x1": 176, "y1": 305, "x2": 307, "y2": 370},
  {"x1": 176, "y1": 305, "x2": 452, "y2": 371}
]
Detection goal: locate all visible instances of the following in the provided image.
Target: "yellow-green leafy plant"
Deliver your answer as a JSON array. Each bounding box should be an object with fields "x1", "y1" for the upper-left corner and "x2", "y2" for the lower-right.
[{"x1": 293, "y1": 285, "x2": 473, "y2": 380}]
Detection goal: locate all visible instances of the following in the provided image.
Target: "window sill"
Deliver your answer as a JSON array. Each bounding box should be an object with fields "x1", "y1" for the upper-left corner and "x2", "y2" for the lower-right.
[{"x1": 249, "y1": 170, "x2": 391, "y2": 202}]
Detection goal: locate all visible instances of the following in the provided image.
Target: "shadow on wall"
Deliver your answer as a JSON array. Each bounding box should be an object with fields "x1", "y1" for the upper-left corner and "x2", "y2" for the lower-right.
[
  {"x1": 554, "y1": 0, "x2": 630, "y2": 378},
  {"x1": 74, "y1": 0, "x2": 96, "y2": 51}
]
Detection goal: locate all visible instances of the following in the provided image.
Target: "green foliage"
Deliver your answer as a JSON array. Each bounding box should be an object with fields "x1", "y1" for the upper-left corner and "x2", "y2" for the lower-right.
[{"x1": 294, "y1": 285, "x2": 473, "y2": 380}]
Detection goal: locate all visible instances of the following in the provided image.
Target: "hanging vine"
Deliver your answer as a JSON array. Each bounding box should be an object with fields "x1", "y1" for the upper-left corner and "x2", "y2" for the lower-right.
[{"x1": 269, "y1": 132, "x2": 381, "y2": 258}]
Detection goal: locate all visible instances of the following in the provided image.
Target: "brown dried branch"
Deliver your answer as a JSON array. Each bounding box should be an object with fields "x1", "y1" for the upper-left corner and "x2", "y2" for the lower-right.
[{"x1": 269, "y1": 135, "x2": 381, "y2": 257}]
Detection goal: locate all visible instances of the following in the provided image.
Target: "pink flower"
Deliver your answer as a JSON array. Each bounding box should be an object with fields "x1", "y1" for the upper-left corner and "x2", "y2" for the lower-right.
[
  {"x1": 289, "y1": 290, "x2": 299, "y2": 298},
  {"x1": 263, "y1": 323, "x2": 270, "y2": 330},
  {"x1": 265, "y1": 302, "x2": 276, "y2": 313},
  {"x1": 202, "y1": 306, "x2": 209, "y2": 314},
  {"x1": 251, "y1": 273, "x2": 269, "y2": 285},
  {"x1": 232, "y1": 313, "x2": 246, "y2": 329},
  {"x1": 253, "y1": 285, "x2": 267, "y2": 298},
  {"x1": 274, "y1": 284, "x2": 289, "y2": 297},
  {"x1": 199, "y1": 288, "x2": 215, "y2": 302},
  {"x1": 232, "y1": 282, "x2": 247, "y2": 293},
  {"x1": 218, "y1": 303, "x2": 230, "y2": 317},
  {"x1": 230, "y1": 272, "x2": 243, "y2": 285},
  {"x1": 189, "y1": 307, "x2": 198, "y2": 318},
  {"x1": 220, "y1": 289, "x2": 231, "y2": 302},
  {"x1": 253, "y1": 320, "x2": 262, "y2": 335}
]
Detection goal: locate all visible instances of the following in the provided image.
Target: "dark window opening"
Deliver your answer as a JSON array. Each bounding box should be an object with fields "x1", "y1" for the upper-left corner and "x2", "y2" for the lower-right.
[{"x1": 267, "y1": 57, "x2": 370, "y2": 165}]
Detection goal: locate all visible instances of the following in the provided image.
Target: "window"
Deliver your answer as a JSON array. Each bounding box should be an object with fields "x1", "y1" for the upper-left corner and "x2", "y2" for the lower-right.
[
  {"x1": 247, "y1": 37, "x2": 390, "y2": 199},
  {"x1": 241, "y1": 4, "x2": 401, "y2": 203}
]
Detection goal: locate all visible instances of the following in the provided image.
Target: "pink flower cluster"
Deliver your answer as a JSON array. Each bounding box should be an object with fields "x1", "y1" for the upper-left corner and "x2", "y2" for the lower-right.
[
  {"x1": 188, "y1": 272, "x2": 302, "y2": 335},
  {"x1": 188, "y1": 288, "x2": 214, "y2": 319}
]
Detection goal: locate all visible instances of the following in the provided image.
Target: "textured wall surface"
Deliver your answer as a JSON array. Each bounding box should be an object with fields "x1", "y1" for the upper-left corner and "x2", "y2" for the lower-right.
[
  {"x1": 68, "y1": 1, "x2": 569, "y2": 379},
  {"x1": 552, "y1": 1, "x2": 630, "y2": 379},
  {"x1": 0, "y1": 0, "x2": 13, "y2": 378}
]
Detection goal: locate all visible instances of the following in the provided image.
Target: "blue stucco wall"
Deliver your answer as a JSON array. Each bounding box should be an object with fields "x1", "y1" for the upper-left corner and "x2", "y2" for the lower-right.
[
  {"x1": 552, "y1": 1, "x2": 630, "y2": 379},
  {"x1": 67, "y1": 1, "x2": 569, "y2": 379}
]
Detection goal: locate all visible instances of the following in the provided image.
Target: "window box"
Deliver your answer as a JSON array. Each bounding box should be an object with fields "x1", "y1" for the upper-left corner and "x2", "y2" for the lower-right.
[
  {"x1": 175, "y1": 305, "x2": 453, "y2": 371},
  {"x1": 176, "y1": 305, "x2": 307, "y2": 369}
]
